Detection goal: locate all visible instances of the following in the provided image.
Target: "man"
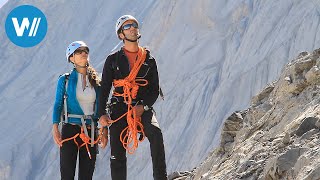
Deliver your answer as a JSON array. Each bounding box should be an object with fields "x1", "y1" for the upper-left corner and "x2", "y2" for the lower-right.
[{"x1": 98, "y1": 15, "x2": 168, "y2": 180}]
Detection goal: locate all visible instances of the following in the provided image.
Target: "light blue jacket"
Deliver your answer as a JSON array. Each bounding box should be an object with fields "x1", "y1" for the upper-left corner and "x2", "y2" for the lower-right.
[{"x1": 52, "y1": 69, "x2": 100, "y2": 125}]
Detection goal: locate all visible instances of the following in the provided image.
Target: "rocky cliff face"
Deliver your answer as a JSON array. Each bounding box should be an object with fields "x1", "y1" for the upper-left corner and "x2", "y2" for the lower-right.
[{"x1": 170, "y1": 48, "x2": 320, "y2": 180}]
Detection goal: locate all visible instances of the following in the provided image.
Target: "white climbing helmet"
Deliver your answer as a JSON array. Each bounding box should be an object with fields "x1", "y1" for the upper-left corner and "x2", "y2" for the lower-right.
[
  {"x1": 115, "y1": 15, "x2": 139, "y2": 37},
  {"x1": 65, "y1": 41, "x2": 89, "y2": 61}
]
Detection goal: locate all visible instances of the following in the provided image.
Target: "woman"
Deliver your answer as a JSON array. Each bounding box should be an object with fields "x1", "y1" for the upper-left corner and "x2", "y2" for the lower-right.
[{"x1": 52, "y1": 41, "x2": 108, "y2": 180}]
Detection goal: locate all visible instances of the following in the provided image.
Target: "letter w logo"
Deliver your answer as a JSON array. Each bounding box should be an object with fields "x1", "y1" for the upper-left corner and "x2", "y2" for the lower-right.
[{"x1": 11, "y1": 17, "x2": 41, "y2": 37}]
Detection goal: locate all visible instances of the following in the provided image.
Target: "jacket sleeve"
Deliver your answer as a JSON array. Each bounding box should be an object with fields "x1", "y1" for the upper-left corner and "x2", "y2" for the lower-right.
[
  {"x1": 52, "y1": 75, "x2": 66, "y2": 124},
  {"x1": 98, "y1": 56, "x2": 114, "y2": 117},
  {"x1": 143, "y1": 58, "x2": 160, "y2": 107}
]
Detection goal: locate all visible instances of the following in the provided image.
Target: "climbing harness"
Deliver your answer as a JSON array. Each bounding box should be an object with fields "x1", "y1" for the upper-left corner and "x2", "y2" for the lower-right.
[{"x1": 59, "y1": 73, "x2": 102, "y2": 159}]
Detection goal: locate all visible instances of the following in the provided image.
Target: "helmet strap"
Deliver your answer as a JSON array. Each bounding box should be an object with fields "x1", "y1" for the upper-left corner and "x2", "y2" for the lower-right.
[
  {"x1": 74, "y1": 63, "x2": 88, "y2": 68},
  {"x1": 71, "y1": 53, "x2": 89, "y2": 68}
]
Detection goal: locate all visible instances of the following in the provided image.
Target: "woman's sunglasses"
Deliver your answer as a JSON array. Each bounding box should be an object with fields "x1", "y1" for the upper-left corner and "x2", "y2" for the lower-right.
[
  {"x1": 122, "y1": 22, "x2": 138, "y2": 31},
  {"x1": 74, "y1": 47, "x2": 89, "y2": 55}
]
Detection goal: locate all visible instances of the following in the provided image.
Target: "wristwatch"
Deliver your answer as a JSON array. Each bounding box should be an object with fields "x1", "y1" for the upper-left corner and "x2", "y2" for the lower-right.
[{"x1": 143, "y1": 105, "x2": 150, "y2": 111}]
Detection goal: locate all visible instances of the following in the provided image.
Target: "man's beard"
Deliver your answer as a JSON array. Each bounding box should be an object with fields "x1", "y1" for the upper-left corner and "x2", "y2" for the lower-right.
[{"x1": 123, "y1": 30, "x2": 141, "y2": 42}]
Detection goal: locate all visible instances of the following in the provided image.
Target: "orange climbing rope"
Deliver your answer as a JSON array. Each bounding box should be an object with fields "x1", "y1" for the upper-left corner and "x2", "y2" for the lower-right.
[
  {"x1": 61, "y1": 127, "x2": 102, "y2": 159},
  {"x1": 108, "y1": 46, "x2": 149, "y2": 154}
]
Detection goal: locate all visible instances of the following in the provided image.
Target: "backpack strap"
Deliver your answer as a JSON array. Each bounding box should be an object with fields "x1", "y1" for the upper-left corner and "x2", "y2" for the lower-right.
[
  {"x1": 146, "y1": 50, "x2": 165, "y2": 100},
  {"x1": 159, "y1": 87, "x2": 164, "y2": 100},
  {"x1": 110, "y1": 49, "x2": 120, "y2": 70},
  {"x1": 62, "y1": 73, "x2": 70, "y2": 124},
  {"x1": 111, "y1": 50, "x2": 125, "y2": 78}
]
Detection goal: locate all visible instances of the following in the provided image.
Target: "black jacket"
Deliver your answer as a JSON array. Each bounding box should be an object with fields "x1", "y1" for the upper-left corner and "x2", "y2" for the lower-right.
[{"x1": 98, "y1": 48, "x2": 160, "y2": 117}]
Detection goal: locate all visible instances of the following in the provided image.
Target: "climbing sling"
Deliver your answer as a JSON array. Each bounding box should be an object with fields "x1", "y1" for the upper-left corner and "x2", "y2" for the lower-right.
[{"x1": 107, "y1": 46, "x2": 149, "y2": 154}]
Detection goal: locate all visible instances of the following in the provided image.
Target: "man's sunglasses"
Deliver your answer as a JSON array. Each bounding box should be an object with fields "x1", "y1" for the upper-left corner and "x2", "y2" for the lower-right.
[
  {"x1": 74, "y1": 47, "x2": 89, "y2": 55},
  {"x1": 122, "y1": 22, "x2": 138, "y2": 31}
]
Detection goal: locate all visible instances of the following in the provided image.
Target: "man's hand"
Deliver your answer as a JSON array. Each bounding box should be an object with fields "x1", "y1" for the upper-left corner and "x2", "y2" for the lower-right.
[
  {"x1": 99, "y1": 128, "x2": 108, "y2": 149},
  {"x1": 52, "y1": 124, "x2": 62, "y2": 147},
  {"x1": 134, "y1": 105, "x2": 144, "y2": 118},
  {"x1": 99, "y1": 115, "x2": 112, "y2": 127}
]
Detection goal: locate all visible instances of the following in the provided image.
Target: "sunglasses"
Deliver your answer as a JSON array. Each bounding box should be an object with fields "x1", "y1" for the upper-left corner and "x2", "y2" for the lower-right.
[
  {"x1": 122, "y1": 22, "x2": 138, "y2": 31},
  {"x1": 74, "y1": 47, "x2": 89, "y2": 55}
]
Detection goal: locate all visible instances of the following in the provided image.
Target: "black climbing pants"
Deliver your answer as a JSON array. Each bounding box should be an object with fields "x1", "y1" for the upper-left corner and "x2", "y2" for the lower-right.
[
  {"x1": 60, "y1": 123, "x2": 97, "y2": 180},
  {"x1": 109, "y1": 103, "x2": 167, "y2": 180}
]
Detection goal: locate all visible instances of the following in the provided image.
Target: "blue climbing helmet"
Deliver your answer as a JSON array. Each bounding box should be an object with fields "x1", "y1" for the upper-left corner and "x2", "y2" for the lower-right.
[{"x1": 65, "y1": 41, "x2": 89, "y2": 62}]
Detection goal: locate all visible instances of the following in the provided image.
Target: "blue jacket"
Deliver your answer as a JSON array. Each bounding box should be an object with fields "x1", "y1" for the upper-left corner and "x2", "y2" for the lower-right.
[{"x1": 52, "y1": 69, "x2": 100, "y2": 125}]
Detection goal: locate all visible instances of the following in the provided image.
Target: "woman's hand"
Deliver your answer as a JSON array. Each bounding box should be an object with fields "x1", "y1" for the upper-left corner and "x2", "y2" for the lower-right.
[
  {"x1": 99, "y1": 115, "x2": 112, "y2": 127},
  {"x1": 52, "y1": 124, "x2": 62, "y2": 147},
  {"x1": 99, "y1": 128, "x2": 109, "y2": 149}
]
